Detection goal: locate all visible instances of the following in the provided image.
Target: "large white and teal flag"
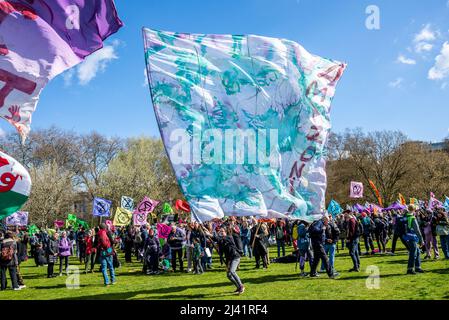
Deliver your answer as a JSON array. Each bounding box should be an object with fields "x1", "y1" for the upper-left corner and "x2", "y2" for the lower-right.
[{"x1": 143, "y1": 28, "x2": 346, "y2": 222}]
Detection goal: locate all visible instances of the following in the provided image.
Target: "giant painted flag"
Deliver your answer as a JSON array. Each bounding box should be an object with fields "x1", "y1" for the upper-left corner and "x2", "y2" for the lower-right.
[
  {"x1": 0, "y1": 0, "x2": 122, "y2": 139},
  {"x1": 0, "y1": 150, "x2": 31, "y2": 218},
  {"x1": 143, "y1": 28, "x2": 346, "y2": 222},
  {"x1": 92, "y1": 197, "x2": 112, "y2": 217}
]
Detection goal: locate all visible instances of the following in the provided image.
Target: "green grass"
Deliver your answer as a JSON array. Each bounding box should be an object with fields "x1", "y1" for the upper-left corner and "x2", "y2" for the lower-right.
[{"x1": 1, "y1": 244, "x2": 448, "y2": 300}]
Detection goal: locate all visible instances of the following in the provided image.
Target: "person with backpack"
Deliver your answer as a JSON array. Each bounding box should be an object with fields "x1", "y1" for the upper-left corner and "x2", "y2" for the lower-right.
[
  {"x1": 373, "y1": 212, "x2": 388, "y2": 254},
  {"x1": 275, "y1": 220, "x2": 286, "y2": 258},
  {"x1": 97, "y1": 223, "x2": 116, "y2": 286},
  {"x1": 308, "y1": 215, "x2": 337, "y2": 278},
  {"x1": 402, "y1": 206, "x2": 424, "y2": 274},
  {"x1": 320, "y1": 215, "x2": 340, "y2": 275},
  {"x1": 360, "y1": 212, "x2": 375, "y2": 255},
  {"x1": 296, "y1": 221, "x2": 313, "y2": 277},
  {"x1": 390, "y1": 210, "x2": 409, "y2": 254},
  {"x1": 345, "y1": 211, "x2": 361, "y2": 272},
  {"x1": 0, "y1": 231, "x2": 20, "y2": 290},
  {"x1": 46, "y1": 232, "x2": 59, "y2": 278},
  {"x1": 58, "y1": 231, "x2": 72, "y2": 276}
]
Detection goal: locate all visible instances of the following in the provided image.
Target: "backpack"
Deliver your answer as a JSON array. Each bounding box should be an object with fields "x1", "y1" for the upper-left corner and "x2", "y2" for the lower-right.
[
  {"x1": 308, "y1": 220, "x2": 324, "y2": 239},
  {"x1": 134, "y1": 232, "x2": 143, "y2": 244},
  {"x1": 292, "y1": 225, "x2": 298, "y2": 240},
  {"x1": 297, "y1": 225, "x2": 310, "y2": 251},
  {"x1": 98, "y1": 231, "x2": 112, "y2": 257},
  {"x1": 395, "y1": 216, "x2": 408, "y2": 237},
  {"x1": 353, "y1": 219, "x2": 363, "y2": 238},
  {"x1": 1, "y1": 243, "x2": 14, "y2": 262}
]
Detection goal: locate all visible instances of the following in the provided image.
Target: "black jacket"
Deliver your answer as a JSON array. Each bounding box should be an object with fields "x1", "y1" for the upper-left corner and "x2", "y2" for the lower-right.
[
  {"x1": 324, "y1": 221, "x2": 340, "y2": 243},
  {"x1": 219, "y1": 236, "x2": 240, "y2": 261}
]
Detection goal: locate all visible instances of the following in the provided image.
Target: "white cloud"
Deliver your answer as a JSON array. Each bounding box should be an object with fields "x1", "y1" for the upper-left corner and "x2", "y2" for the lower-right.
[
  {"x1": 442, "y1": 82, "x2": 448, "y2": 90},
  {"x1": 77, "y1": 45, "x2": 118, "y2": 85},
  {"x1": 414, "y1": 24, "x2": 436, "y2": 43},
  {"x1": 415, "y1": 42, "x2": 433, "y2": 53},
  {"x1": 389, "y1": 77, "x2": 404, "y2": 88},
  {"x1": 62, "y1": 69, "x2": 75, "y2": 87},
  {"x1": 413, "y1": 24, "x2": 437, "y2": 54},
  {"x1": 428, "y1": 42, "x2": 449, "y2": 80},
  {"x1": 396, "y1": 54, "x2": 416, "y2": 65}
]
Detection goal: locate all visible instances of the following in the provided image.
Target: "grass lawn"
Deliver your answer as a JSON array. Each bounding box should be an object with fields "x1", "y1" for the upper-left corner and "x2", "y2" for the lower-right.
[{"x1": 1, "y1": 244, "x2": 448, "y2": 300}]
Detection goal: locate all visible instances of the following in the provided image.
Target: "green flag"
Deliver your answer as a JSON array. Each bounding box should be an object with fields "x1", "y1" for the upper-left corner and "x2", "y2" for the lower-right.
[
  {"x1": 163, "y1": 203, "x2": 173, "y2": 214},
  {"x1": 28, "y1": 224, "x2": 39, "y2": 236},
  {"x1": 66, "y1": 213, "x2": 77, "y2": 228},
  {"x1": 77, "y1": 218, "x2": 89, "y2": 229}
]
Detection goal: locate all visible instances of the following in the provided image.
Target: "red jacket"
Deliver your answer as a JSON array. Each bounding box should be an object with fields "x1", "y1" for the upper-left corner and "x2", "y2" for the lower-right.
[
  {"x1": 346, "y1": 217, "x2": 358, "y2": 241},
  {"x1": 85, "y1": 236, "x2": 96, "y2": 255}
]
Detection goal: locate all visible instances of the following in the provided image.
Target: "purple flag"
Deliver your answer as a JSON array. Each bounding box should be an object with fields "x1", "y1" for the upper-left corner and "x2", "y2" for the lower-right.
[
  {"x1": 353, "y1": 203, "x2": 366, "y2": 213},
  {"x1": 5, "y1": 211, "x2": 28, "y2": 226},
  {"x1": 0, "y1": 0, "x2": 123, "y2": 139},
  {"x1": 350, "y1": 181, "x2": 364, "y2": 198}
]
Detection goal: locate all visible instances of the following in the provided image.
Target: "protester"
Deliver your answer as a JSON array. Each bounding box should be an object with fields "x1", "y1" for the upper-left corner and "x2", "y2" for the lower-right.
[
  {"x1": 143, "y1": 228, "x2": 160, "y2": 275},
  {"x1": 251, "y1": 223, "x2": 269, "y2": 269},
  {"x1": 309, "y1": 215, "x2": 337, "y2": 278},
  {"x1": 373, "y1": 212, "x2": 388, "y2": 254},
  {"x1": 360, "y1": 212, "x2": 375, "y2": 255},
  {"x1": 275, "y1": 220, "x2": 286, "y2": 258},
  {"x1": 84, "y1": 230, "x2": 96, "y2": 273},
  {"x1": 0, "y1": 231, "x2": 20, "y2": 290},
  {"x1": 97, "y1": 223, "x2": 116, "y2": 286},
  {"x1": 345, "y1": 211, "x2": 361, "y2": 272},
  {"x1": 46, "y1": 233, "x2": 59, "y2": 278},
  {"x1": 192, "y1": 237, "x2": 204, "y2": 275},
  {"x1": 240, "y1": 220, "x2": 252, "y2": 258},
  {"x1": 435, "y1": 208, "x2": 449, "y2": 259},
  {"x1": 58, "y1": 231, "x2": 72, "y2": 276},
  {"x1": 217, "y1": 227, "x2": 244, "y2": 294},
  {"x1": 296, "y1": 221, "x2": 313, "y2": 277},
  {"x1": 320, "y1": 215, "x2": 340, "y2": 274},
  {"x1": 167, "y1": 224, "x2": 186, "y2": 272},
  {"x1": 402, "y1": 206, "x2": 424, "y2": 274}
]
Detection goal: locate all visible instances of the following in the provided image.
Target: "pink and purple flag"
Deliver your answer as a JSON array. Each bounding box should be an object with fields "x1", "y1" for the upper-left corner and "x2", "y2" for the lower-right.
[
  {"x1": 54, "y1": 220, "x2": 65, "y2": 228},
  {"x1": 133, "y1": 212, "x2": 148, "y2": 226},
  {"x1": 157, "y1": 223, "x2": 172, "y2": 239},
  {"x1": 5, "y1": 211, "x2": 28, "y2": 226},
  {"x1": 0, "y1": 0, "x2": 123, "y2": 139},
  {"x1": 135, "y1": 196, "x2": 159, "y2": 215},
  {"x1": 350, "y1": 181, "x2": 364, "y2": 198}
]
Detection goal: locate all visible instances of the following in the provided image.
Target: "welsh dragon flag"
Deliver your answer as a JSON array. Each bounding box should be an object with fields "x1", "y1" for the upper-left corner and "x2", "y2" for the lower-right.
[{"x1": 0, "y1": 150, "x2": 31, "y2": 218}]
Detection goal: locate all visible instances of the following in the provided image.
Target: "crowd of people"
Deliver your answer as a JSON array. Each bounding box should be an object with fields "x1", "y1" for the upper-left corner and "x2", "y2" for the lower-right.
[{"x1": 0, "y1": 203, "x2": 448, "y2": 294}]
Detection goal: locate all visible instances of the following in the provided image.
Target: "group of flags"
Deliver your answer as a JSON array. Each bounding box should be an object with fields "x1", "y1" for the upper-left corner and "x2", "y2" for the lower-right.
[{"x1": 328, "y1": 190, "x2": 449, "y2": 217}]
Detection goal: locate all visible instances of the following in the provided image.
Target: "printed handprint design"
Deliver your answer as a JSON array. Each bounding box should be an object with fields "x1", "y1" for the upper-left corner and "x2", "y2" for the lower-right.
[{"x1": 4, "y1": 105, "x2": 21, "y2": 123}]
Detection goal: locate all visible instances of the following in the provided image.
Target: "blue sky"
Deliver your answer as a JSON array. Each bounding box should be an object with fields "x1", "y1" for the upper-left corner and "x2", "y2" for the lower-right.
[{"x1": 1, "y1": 0, "x2": 449, "y2": 142}]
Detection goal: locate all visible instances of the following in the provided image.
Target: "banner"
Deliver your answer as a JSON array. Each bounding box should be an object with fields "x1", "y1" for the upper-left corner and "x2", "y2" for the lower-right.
[
  {"x1": 28, "y1": 224, "x2": 39, "y2": 236},
  {"x1": 157, "y1": 223, "x2": 172, "y2": 239},
  {"x1": 368, "y1": 180, "x2": 383, "y2": 207},
  {"x1": 143, "y1": 28, "x2": 346, "y2": 222},
  {"x1": 133, "y1": 211, "x2": 148, "y2": 226},
  {"x1": 92, "y1": 197, "x2": 112, "y2": 217},
  {"x1": 0, "y1": 0, "x2": 123, "y2": 140},
  {"x1": 353, "y1": 203, "x2": 366, "y2": 213},
  {"x1": 175, "y1": 199, "x2": 191, "y2": 213},
  {"x1": 350, "y1": 182, "x2": 364, "y2": 198},
  {"x1": 54, "y1": 220, "x2": 65, "y2": 228},
  {"x1": 327, "y1": 200, "x2": 342, "y2": 217},
  {"x1": 5, "y1": 211, "x2": 28, "y2": 226},
  {"x1": 398, "y1": 193, "x2": 406, "y2": 205},
  {"x1": 162, "y1": 202, "x2": 173, "y2": 214},
  {"x1": 135, "y1": 196, "x2": 159, "y2": 215},
  {"x1": 113, "y1": 207, "x2": 132, "y2": 226},
  {"x1": 0, "y1": 150, "x2": 31, "y2": 219},
  {"x1": 66, "y1": 213, "x2": 78, "y2": 228},
  {"x1": 428, "y1": 192, "x2": 442, "y2": 211},
  {"x1": 121, "y1": 196, "x2": 134, "y2": 211},
  {"x1": 77, "y1": 219, "x2": 89, "y2": 229},
  {"x1": 105, "y1": 219, "x2": 113, "y2": 229}
]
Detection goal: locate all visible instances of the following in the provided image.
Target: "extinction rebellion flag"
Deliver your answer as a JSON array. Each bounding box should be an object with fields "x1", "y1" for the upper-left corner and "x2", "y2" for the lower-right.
[{"x1": 0, "y1": 150, "x2": 31, "y2": 218}]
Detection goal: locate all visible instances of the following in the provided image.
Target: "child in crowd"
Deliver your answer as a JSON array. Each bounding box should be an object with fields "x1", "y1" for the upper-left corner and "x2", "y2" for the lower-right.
[{"x1": 193, "y1": 237, "x2": 204, "y2": 274}]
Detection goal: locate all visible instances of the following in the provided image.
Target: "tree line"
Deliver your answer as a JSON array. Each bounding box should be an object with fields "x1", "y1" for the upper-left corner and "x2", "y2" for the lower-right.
[{"x1": 1, "y1": 126, "x2": 448, "y2": 226}]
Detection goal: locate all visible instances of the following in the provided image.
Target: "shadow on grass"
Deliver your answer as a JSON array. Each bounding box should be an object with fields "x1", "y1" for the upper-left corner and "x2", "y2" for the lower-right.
[{"x1": 58, "y1": 273, "x2": 300, "y2": 300}]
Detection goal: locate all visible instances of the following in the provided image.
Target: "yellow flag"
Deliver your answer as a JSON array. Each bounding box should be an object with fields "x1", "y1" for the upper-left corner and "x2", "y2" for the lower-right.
[{"x1": 113, "y1": 207, "x2": 132, "y2": 226}]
